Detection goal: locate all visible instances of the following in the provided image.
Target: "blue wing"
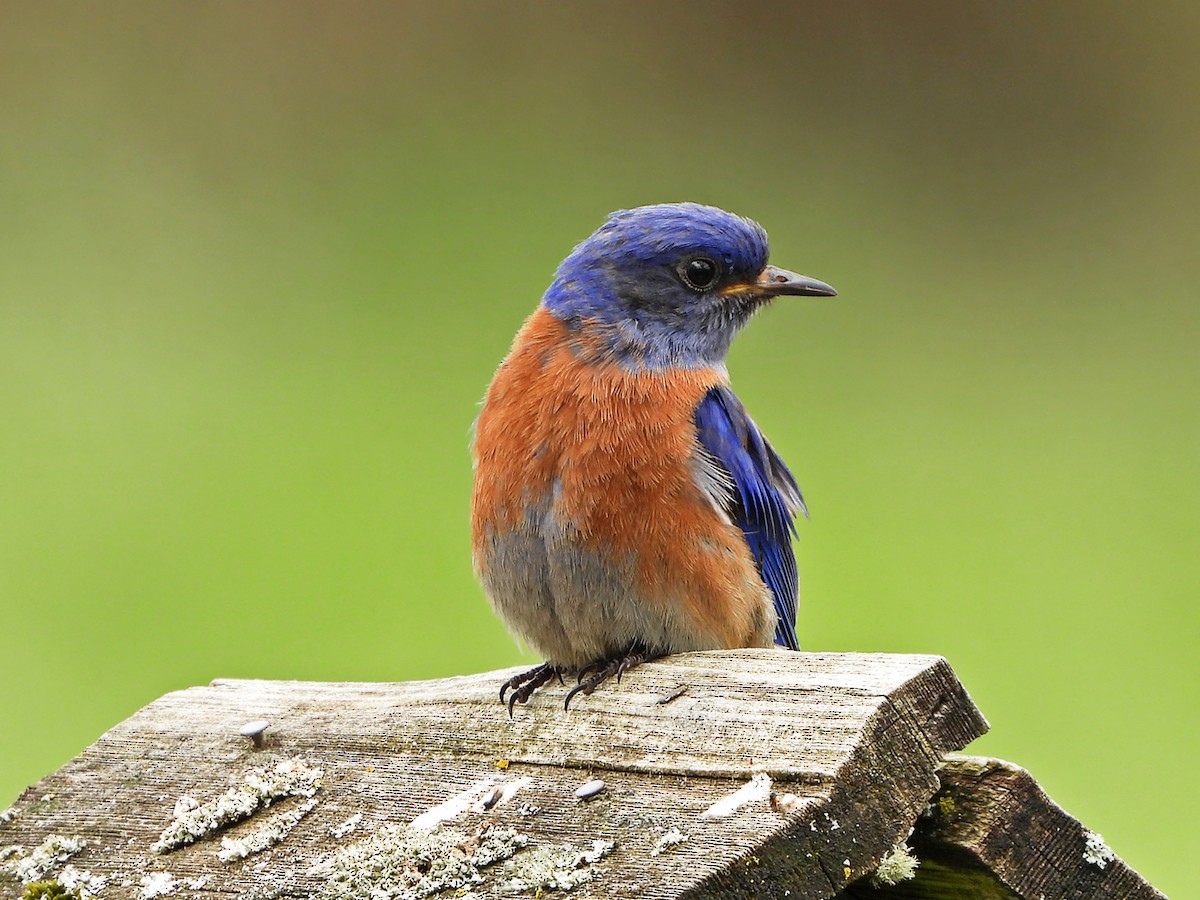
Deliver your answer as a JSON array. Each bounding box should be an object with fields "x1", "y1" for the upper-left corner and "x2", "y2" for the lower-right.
[{"x1": 693, "y1": 385, "x2": 807, "y2": 650}]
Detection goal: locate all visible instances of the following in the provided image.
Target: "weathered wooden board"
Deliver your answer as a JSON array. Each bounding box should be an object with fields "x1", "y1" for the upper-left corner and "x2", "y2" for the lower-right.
[
  {"x1": 2, "y1": 650, "x2": 986, "y2": 898},
  {"x1": 837, "y1": 755, "x2": 1167, "y2": 900}
]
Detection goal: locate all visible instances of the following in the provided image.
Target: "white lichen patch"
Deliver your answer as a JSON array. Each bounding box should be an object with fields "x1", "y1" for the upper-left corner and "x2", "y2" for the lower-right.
[
  {"x1": 59, "y1": 864, "x2": 110, "y2": 898},
  {"x1": 320, "y1": 823, "x2": 529, "y2": 900},
  {"x1": 1083, "y1": 830, "x2": 1116, "y2": 869},
  {"x1": 608, "y1": 808, "x2": 669, "y2": 830},
  {"x1": 650, "y1": 828, "x2": 688, "y2": 857},
  {"x1": 140, "y1": 871, "x2": 178, "y2": 898},
  {"x1": 870, "y1": 844, "x2": 919, "y2": 886},
  {"x1": 496, "y1": 839, "x2": 614, "y2": 894},
  {"x1": 1, "y1": 841, "x2": 105, "y2": 900},
  {"x1": 218, "y1": 797, "x2": 318, "y2": 862},
  {"x1": 152, "y1": 757, "x2": 323, "y2": 853},
  {"x1": 5, "y1": 833, "x2": 86, "y2": 883},
  {"x1": 0, "y1": 806, "x2": 16, "y2": 825},
  {"x1": 701, "y1": 772, "x2": 772, "y2": 819}
]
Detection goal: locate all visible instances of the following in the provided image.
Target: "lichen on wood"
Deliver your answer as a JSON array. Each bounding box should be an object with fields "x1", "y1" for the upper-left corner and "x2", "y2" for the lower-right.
[{"x1": 0, "y1": 650, "x2": 1164, "y2": 898}]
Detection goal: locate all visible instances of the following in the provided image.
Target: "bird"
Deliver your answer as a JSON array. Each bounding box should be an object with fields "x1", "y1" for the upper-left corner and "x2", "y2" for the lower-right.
[{"x1": 470, "y1": 202, "x2": 835, "y2": 713}]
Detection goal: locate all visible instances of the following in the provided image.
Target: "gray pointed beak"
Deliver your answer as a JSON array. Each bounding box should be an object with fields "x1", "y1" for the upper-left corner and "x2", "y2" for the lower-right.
[{"x1": 755, "y1": 265, "x2": 837, "y2": 297}]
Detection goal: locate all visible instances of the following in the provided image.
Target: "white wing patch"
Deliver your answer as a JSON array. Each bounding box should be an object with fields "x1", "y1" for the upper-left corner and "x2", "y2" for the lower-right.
[{"x1": 690, "y1": 445, "x2": 736, "y2": 524}]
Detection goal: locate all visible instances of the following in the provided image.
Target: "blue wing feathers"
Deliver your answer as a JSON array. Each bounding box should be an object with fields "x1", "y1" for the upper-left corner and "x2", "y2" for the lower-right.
[{"x1": 694, "y1": 386, "x2": 804, "y2": 650}]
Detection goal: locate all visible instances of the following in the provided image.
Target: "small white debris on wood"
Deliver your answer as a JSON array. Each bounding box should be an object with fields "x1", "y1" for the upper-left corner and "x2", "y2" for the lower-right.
[
  {"x1": 5, "y1": 833, "x2": 86, "y2": 883},
  {"x1": 320, "y1": 823, "x2": 528, "y2": 899},
  {"x1": 481, "y1": 787, "x2": 503, "y2": 810},
  {"x1": 152, "y1": 757, "x2": 323, "y2": 853},
  {"x1": 218, "y1": 798, "x2": 318, "y2": 862},
  {"x1": 1083, "y1": 830, "x2": 1116, "y2": 869},
  {"x1": 769, "y1": 791, "x2": 808, "y2": 815},
  {"x1": 140, "y1": 871, "x2": 178, "y2": 898},
  {"x1": 0, "y1": 806, "x2": 16, "y2": 825},
  {"x1": 870, "y1": 844, "x2": 920, "y2": 886},
  {"x1": 496, "y1": 838, "x2": 615, "y2": 893},
  {"x1": 473, "y1": 776, "x2": 533, "y2": 814},
  {"x1": 656, "y1": 685, "x2": 689, "y2": 704},
  {"x1": 330, "y1": 812, "x2": 362, "y2": 838},
  {"x1": 238, "y1": 719, "x2": 270, "y2": 748},
  {"x1": 701, "y1": 772, "x2": 772, "y2": 819},
  {"x1": 573, "y1": 779, "x2": 606, "y2": 801},
  {"x1": 650, "y1": 828, "x2": 689, "y2": 857},
  {"x1": 410, "y1": 779, "x2": 499, "y2": 830}
]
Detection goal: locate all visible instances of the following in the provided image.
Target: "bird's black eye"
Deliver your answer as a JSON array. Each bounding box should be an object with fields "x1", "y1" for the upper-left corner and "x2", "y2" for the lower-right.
[{"x1": 679, "y1": 257, "x2": 721, "y2": 292}]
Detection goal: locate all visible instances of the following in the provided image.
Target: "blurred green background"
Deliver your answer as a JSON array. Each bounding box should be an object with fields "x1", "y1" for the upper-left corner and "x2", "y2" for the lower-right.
[{"x1": 1, "y1": 2, "x2": 1195, "y2": 894}]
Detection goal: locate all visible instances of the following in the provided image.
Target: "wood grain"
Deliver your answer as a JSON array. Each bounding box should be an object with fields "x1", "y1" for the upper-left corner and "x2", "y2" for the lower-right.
[
  {"x1": 837, "y1": 755, "x2": 1167, "y2": 899},
  {"x1": 0, "y1": 650, "x2": 1080, "y2": 900}
]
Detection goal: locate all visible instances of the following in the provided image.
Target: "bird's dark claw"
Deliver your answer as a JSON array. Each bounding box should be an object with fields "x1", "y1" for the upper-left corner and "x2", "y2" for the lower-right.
[
  {"x1": 500, "y1": 663, "x2": 564, "y2": 717},
  {"x1": 564, "y1": 644, "x2": 661, "y2": 710}
]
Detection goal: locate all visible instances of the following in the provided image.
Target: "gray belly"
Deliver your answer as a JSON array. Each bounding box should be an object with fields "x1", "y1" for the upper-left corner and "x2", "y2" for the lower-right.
[{"x1": 476, "y1": 507, "x2": 736, "y2": 669}]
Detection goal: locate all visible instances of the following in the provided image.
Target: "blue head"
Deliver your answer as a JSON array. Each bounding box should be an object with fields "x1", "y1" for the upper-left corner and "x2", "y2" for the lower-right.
[{"x1": 542, "y1": 203, "x2": 835, "y2": 370}]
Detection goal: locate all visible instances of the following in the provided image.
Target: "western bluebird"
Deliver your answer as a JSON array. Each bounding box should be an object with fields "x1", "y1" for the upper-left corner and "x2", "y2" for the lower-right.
[{"x1": 471, "y1": 203, "x2": 835, "y2": 712}]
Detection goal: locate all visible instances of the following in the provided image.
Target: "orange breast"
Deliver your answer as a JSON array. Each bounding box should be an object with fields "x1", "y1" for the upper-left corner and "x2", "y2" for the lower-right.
[{"x1": 472, "y1": 308, "x2": 769, "y2": 648}]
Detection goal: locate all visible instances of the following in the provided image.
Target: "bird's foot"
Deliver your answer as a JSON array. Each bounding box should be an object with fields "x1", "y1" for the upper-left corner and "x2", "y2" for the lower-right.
[
  {"x1": 564, "y1": 644, "x2": 662, "y2": 710},
  {"x1": 500, "y1": 662, "x2": 565, "y2": 717}
]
